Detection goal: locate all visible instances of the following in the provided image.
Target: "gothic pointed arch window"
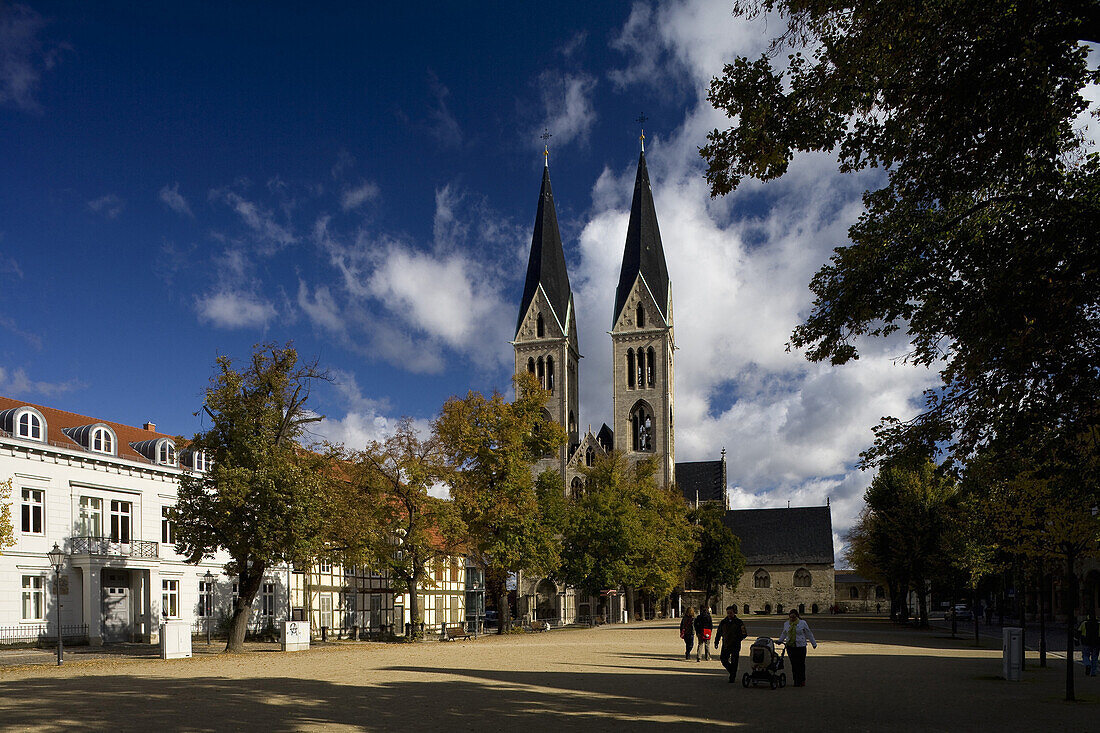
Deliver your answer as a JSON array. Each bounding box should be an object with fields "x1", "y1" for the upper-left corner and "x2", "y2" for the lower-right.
[
  {"x1": 636, "y1": 304, "x2": 645, "y2": 328},
  {"x1": 537, "y1": 357, "x2": 545, "y2": 388},
  {"x1": 546, "y1": 356, "x2": 555, "y2": 393},
  {"x1": 629, "y1": 401, "x2": 655, "y2": 452},
  {"x1": 585, "y1": 446, "x2": 595, "y2": 467},
  {"x1": 753, "y1": 569, "x2": 771, "y2": 589},
  {"x1": 527, "y1": 357, "x2": 536, "y2": 375},
  {"x1": 646, "y1": 346, "x2": 656, "y2": 387},
  {"x1": 568, "y1": 411, "x2": 576, "y2": 435},
  {"x1": 794, "y1": 568, "x2": 812, "y2": 587},
  {"x1": 636, "y1": 348, "x2": 646, "y2": 389},
  {"x1": 536, "y1": 313, "x2": 545, "y2": 338},
  {"x1": 626, "y1": 349, "x2": 635, "y2": 389},
  {"x1": 570, "y1": 476, "x2": 584, "y2": 498}
]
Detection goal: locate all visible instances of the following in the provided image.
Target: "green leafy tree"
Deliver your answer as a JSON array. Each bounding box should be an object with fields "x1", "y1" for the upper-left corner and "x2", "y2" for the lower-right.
[
  {"x1": 0, "y1": 478, "x2": 14, "y2": 554},
  {"x1": 435, "y1": 372, "x2": 566, "y2": 633},
  {"x1": 173, "y1": 344, "x2": 341, "y2": 652},
  {"x1": 687, "y1": 502, "x2": 746, "y2": 611},
  {"x1": 559, "y1": 452, "x2": 698, "y2": 617},
  {"x1": 703, "y1": 0, "x2": 1100, "y2": 466},
  {"x1": 352, "y1": 418, "x2": 464, "y2": 639}
]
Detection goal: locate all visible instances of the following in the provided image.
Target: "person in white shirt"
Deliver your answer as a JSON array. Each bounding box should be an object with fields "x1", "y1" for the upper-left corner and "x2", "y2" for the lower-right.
[{"x1": 779, "y1": 609, "x2": 818, "y2": 687}]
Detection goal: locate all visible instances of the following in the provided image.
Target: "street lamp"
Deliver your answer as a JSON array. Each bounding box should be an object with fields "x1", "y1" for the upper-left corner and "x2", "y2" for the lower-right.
[
  {"x1": 203, "y1": 570, "x2": 214, "y2": 646},
  {"x1": 46, "y1": 543, "x2": 65, "y2": 666}
]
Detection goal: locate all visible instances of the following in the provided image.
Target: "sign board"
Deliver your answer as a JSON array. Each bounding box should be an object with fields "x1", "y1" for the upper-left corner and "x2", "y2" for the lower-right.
[
  {"x1": 160, "y1": 621, "x2": 193, "y2": 660},
  {"x1": 281, "y1": 621, "x2": 310, "y2": 652}
]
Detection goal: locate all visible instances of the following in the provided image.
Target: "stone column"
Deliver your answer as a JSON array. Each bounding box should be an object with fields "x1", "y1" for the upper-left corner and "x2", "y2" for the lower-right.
[
  {"x1": 146, "y1": 566, "x2": 161, "y2": 644},
  {"x1": 83, "y1": 565, "x2": 103, "y2": 647}
]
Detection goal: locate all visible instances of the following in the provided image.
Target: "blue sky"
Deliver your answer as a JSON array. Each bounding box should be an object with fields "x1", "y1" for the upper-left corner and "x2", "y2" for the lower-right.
[{"x1": 1, "y1": 1, "x2": 968, "y2": 545}]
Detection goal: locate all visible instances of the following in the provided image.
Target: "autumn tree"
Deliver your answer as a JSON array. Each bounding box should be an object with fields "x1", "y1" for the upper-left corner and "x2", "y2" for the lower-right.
[
  {"x1": 435, "y1": 372, "x2": 566, "y2": 633},
  {"x1": 0, "y1": 478, "x2": 14, "y2": 554},
  {"x1": 703, "y1": 0, "x2": 1100, "y2": 467},
  {"x1": 173, "y1": 344, "x2": 343, "y2": 652},
  {"x1": 687, "y1": 502, "x2": 746, "y2": 611},
  {"x1": 352, "y1": 418, "x2": 463, "y2": 639}
]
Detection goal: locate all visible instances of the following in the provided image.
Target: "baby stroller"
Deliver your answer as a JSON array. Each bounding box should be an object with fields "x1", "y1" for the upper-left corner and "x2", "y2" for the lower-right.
[{"x1": 742, "y1": 637, "x2": 786, "y2": 689}]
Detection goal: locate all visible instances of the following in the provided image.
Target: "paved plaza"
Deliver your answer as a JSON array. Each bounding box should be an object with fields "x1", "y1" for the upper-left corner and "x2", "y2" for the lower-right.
[{"x1": 0, "y1": 616, "x2": 1094, "y2": 731}]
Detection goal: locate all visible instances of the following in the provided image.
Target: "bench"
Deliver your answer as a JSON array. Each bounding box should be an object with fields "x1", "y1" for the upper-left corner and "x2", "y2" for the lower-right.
[
  {"x1": 530, "y1": 620, "x2": 550, "y2": 632},
  {"x1": 443, "y1": 623, "x2": 471, "y2": 641}
]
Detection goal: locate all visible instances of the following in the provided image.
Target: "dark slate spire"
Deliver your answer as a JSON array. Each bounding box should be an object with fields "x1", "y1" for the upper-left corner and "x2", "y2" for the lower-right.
[
  {"x1": 614, "y1": 150, "x2": 670, "y2": 326},
  {"x1": 517, "y1": 166, "x2": 572, "y2": 337}
]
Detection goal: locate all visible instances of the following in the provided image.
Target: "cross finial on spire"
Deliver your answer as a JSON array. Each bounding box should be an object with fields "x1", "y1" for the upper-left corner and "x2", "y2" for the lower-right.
[
  {"x1": 636, "y1": 113, "x2": 648, "y2": 152},
  {"x1": 541, "y1": 128, "x2": 552, "y2": 167}
]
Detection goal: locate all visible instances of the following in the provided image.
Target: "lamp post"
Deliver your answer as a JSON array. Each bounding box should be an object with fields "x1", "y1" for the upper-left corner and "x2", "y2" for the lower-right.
[
  {"x1": 203, "y1": 570, "x2": 214, "y2": 646},
  {"x1": 46, "y1": 543, "x2": 65, "y2": 666}
]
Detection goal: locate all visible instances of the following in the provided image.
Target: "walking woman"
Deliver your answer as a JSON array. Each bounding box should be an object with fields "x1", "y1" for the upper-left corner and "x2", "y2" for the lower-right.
[
  {"x1": 779, "y1": 609, "x2": 817, "y2": 686},
  {"x1": 680, "y1": 607, "x2": 696, "y2": 660}
]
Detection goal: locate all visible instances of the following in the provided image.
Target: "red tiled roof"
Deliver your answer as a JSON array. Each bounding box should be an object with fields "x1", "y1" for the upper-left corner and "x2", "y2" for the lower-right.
[{"x1": 0, "y1": 396, "x2": 178, "y2": 465}]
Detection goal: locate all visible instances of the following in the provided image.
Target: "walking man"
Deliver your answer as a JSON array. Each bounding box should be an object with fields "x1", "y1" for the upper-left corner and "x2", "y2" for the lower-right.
[
  {"x1": 714, "y1": 605, "x2": 748, "y2": 683},
  {"x1": 1079, "y1": 612, "x2": 1100, "y2": 676},
  {"x1": 694, "y1": 604, "x2": 714, "y2": 661}
]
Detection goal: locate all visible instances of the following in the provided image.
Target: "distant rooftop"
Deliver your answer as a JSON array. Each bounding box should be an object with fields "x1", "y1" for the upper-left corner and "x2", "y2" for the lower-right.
[{"x1": 723, "y1": 505, "x2": 834, "y2": 565}]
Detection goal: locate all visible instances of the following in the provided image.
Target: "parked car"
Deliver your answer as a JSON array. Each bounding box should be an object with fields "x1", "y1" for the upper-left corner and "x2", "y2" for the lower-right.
[{"x1": 944, "y1": 605, "x2": 973, "y2": 621}]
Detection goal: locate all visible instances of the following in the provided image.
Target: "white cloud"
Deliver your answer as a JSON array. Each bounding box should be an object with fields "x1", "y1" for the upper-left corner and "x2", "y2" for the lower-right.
[
  {"x1": 213, "y1": 190, "x2": 297, "y2": 249},
  {"x1": 0, "y1": 366, "x2": 83, "y2": 398},
  {"x1": 426, "y1": 72, "x2": 462, "y2": 147},
  {"x1": 159, "y1": 182, "x2": 193, "y2": 217},
  {"x1": 535, "y1": 71, "x2": 598, "y2": 149},
  {"x1": 297, "y1": 280, "x2": 344, "y2": 334},
  {"x1": 86, "y1": 194, "x2": 125, "y2": 220},
  {"x1": 195, "y1": 288, "x2": 277, "y2": 329},
  {"x1": 340, "y1": 181, "x2": 380, "y2": 211},
  {"x1": 0, "y1": 4, "x2": 68, "y2": 112}
]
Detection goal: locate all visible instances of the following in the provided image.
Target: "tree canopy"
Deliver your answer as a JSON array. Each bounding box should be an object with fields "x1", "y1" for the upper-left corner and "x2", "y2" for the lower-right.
[
  {"x1": 173, "y1": 343, "x2": 347, "y2": 652},
  {"x1": 704, "y1": 0, "x2": 1100, "y2": 465},
  {"x1": 435, "y1": 372, "x2": 566, "y2": 632},
  {"x1": 687, "y1": 502, "x2": 746, "y2": 609}
]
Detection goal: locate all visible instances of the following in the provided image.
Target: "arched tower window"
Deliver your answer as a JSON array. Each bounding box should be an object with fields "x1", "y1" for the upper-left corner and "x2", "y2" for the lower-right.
[
  {"x1": 626, "y1": 349, "x2": 635, "y2": 389},
  {"x1": 753, "y1": 569, "x2": 771, "y2": 589},
  {"x1": 546, "y1": 356, "x2": 555, "y2": 393},
  {"x1": 794, "y1": 568, "x2": 812, "y2": 587},
  {"x1": 527, "y1": 357, "x2": 536, "y2": 375},
  {"x1": 536, "y1": 313, "x2": 545, "y2": 338},
  {"x1": 636, "y1": 348, "x2": 646, "y2": 389},
  {"x1": 568, "y1": 411, "x2": 576, "y2": 435},
  {"x1": 537, "y1": 357, "x2": 545, "y2": 388},
  {"x1": 646, "y1": 346, "x2": 656, "y2": 387},
  {"x1": 630, "y1": 401, "x2": 655, "y2": 452},
  {"x1": 585, "y1": 446, "x2": 595, "y2": 467},
  {"x1": 636, "y1": 304, "x2": 645, "y2": 328}
]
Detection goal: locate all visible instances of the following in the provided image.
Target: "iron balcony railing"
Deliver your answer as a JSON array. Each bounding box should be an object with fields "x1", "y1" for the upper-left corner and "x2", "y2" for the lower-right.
[
  {"x1": 69, "y1": 536, "x2": 159, "y2": 559},
  {"x1": 0, "y1": 624, "x2": 88, "y2": 645}
]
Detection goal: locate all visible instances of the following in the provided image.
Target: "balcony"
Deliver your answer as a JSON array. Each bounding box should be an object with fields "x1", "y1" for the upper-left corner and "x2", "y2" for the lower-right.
[{"x1": 69, "y1": 536, "x2": 159, "y2": 559}]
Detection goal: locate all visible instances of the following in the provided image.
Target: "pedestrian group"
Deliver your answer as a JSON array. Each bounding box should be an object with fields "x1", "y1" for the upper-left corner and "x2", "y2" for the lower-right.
[{"x1": 681, "y1": 605, "x2": 817, "y2": 686}]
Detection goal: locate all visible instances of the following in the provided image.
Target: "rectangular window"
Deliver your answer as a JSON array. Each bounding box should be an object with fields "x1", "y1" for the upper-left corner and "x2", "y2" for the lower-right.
[
  {"x1": 450, "y1": 560, "x2": 461, "y2": 583},
  {"x1": 21, "y1": 576, "x2": 44, "y2": 621},
  {"x1": 317, "y1": 561, "x2": 332, "y2": 574},
  {"x1": 78, "y1": 496, "x2": 103, "y2": 537},
  {"x1": 161, "y1": 506, "x2": 175, "y2": 545},
  {"x1": 21, "y1": 488, "x2": 44, "y2": 535},
  {"x1": 198, "y1": 580, "x2": 214, "y2": 617},
  {"x1": 110, "y1": 500, "x2": 132, "y2": 543},
  {"x1": 261, "y1": 583, "x2": 275, "y2": 617},
  {"x1": 320, "y1": 595, "x2": 332, "y2": 628},
  {"x1": 162, "y1": 579, "x2": 179, "y2": 618}
]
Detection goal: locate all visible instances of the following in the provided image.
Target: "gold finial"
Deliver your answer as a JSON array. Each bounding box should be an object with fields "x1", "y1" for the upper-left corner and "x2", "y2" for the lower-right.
[
  {"x1": 541, "y1": 128, "x2": 552, "y2": 167},
  {"x1": 636, "y1": 113, "x2": 648, "y2": 152}
]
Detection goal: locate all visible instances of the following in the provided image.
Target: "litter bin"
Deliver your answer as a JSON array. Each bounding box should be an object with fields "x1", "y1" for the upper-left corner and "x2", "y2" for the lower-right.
[{"x1": 1003, "y1": 627, "x2": 1023, "y2": 681}]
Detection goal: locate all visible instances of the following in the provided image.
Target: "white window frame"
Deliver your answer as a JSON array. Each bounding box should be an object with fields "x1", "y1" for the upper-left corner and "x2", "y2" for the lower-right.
[
  {"x1": 192, "y1": 450, "x2": 209, "y2": 472},
  {"x1": 261, "y1": 583, "x2": 275, "y2": 617},
  {"x1": 158, "y1": 439, "x2": 176, "y2": 466},
  {"x1": 21, "y1": 488, "x2": 44, "y2": 535},
  {"x1": 22, "y1": 576, "x2": 45, "y2": 622},
  {"x1": 16, "y1": 409, "x2": 45, "y2": 441},
  {"x1": 78, "y1": 496, "x2": 103, "y2": 537},
  {"x1": 91, "y1": 426, "x2": 115, "y2": 454},
  {"x1": 162, "y1": 579, "x2": 179, "y2": 619},
  {"x1": 161, "y1": 506, "x2": 175, "y2": 545},
  {"x1": 110, "y1": 499, "x2": 132, "y2": 543},
  {"x1": 198, "y1": 580, "x2": 214, "y2": 618}
]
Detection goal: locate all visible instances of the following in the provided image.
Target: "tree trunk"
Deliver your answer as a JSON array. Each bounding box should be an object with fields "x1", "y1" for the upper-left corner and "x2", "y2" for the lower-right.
[
  {"x1": 1064, "y1": 551, "x2": 1078, "y2": 702},
  {"x1": 972, "y1": 587, "x2": 980, "y2": 647},
  {"x1": 950, "y1": 588, "x2": 958, "y2": 638},
  {"x1": 226, "y1": 561, "x2": 265, "y2": 653},
  {"x1": 407, "y1": 572, "x2": 420, "y2": 640},
  {"x1": 1039, "y1": 570, "x2": 1048, "y2": 668},
  {"x1": 626, "y1": 586, "x2": 636, "y2": 623},
  {"x1": 917, "y1": 580, "x2": 929, "y2": 627}
]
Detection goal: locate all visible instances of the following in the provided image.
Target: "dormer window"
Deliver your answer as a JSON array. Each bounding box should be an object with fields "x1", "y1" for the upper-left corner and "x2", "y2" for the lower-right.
[
  {"x1": 92, "y1": 427, "x2": 114, "y2": 454},
  {"x1": 16, "y1": 410, "x2": 45, "y2": 441},
  {"x1": 158, "y1": 440, "x2": 176, "y2": 466},
  {"x1": 192, "y1": 450, "x2": 210, "y2": 472}
]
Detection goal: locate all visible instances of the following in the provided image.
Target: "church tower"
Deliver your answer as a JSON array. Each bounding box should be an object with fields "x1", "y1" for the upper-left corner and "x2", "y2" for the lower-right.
[
  {"x1": 611, "y1": 149, "x2": 675, "y2": 488},
  {"x1": 513, "y1": 159, "x2": 581, "y2": 477}
]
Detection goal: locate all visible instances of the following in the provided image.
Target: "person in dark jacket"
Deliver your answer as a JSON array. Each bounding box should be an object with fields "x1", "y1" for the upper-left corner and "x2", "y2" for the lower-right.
[
  {"x1": 1079, "y1": 612, "x2": 1100, "y2": 676},
  {"x1": 680, "y1": 607, "x2": 696, "y2": 660},
  {"x1": 694, "y1": 605, "x2": 715, "y2": 661},
  {"x1": 713, "y1": 605, "x2": 748, "y2": 682}
]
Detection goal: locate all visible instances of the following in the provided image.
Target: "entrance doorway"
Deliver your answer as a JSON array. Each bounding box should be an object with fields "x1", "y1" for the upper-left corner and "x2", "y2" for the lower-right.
[{"x1": 101, "y1": 569, "x2": 131, "y2": 643}]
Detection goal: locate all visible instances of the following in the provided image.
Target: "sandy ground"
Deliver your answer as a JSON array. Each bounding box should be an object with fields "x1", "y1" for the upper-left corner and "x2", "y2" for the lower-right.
[{"x1": 0, "y1": 615, "x2": 1094, "y2": 732}]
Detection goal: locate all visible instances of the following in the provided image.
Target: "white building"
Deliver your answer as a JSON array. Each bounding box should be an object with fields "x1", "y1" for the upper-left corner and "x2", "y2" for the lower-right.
[{"x1": 0, "y1": 397, "x2": 287, "y2": 646}]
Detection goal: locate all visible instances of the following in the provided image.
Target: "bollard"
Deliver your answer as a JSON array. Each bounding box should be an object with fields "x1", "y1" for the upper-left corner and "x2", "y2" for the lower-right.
[
  {"x1": 1003, "y1": 627, "x2": 1023, "y2": 681},
  {"x1": 321, "y1": 625, "x2": 328, "y2": 642}
]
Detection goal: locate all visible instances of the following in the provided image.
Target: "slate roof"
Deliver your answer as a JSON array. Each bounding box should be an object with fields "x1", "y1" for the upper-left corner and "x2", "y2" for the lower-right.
[
  {"x1": 676, "y1": 460, "x2": 725, "y2": 505},
  {"x1": 596, "y1": 423, "x2": 614, "y2": 452},
  {"x1": 614, "y1": 151, "x2": 670, "y2": 327},
  {"x1": 722, "y1": 506, "x2": 834, "y2": 565},
  {"x1": 0, "y1": 396, "x2": 176, "y2": 465},
  {"x1": 835, "y1": 570, "x2": 874, "y2": 584},
  {"x1": 516, "y1": 165, "x2": 572, "y2": 338}
]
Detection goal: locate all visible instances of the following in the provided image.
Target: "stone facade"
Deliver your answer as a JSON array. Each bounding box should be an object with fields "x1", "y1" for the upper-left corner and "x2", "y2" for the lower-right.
[
  {"x1": 720, "y1": 563, "x2": 835, "y2": 617},
  {"x1": 835, "y1": 571, "x2": 889, "y2": 614}
]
